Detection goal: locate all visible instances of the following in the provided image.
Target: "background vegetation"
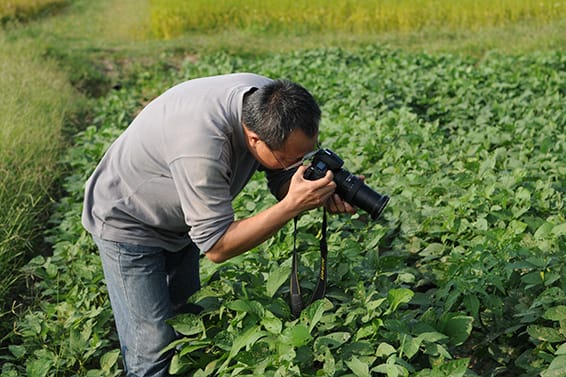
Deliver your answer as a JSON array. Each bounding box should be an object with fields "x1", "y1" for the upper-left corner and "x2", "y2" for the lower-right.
[
  {"x1": 0, "y1": 32, "x2": 79, "y2": 325},
  {"x1": 0, "y1": 0, "x2": 67, "y2": 24},
  {"x1": 150, "y1": 0, "x2": 565, "y2": 38},
  {"x1": 0, "y1": 0, "x2": 564, "y2": 375}
]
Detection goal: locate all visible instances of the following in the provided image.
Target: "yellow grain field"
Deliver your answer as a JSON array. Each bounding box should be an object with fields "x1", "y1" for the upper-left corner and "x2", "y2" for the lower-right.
[{"x1": 149, "y1": 0, "x2": 565, "y2": 39}]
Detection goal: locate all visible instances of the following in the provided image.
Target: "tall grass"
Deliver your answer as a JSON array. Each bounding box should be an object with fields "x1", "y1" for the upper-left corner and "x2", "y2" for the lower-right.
[
  {"x1": 150, "y1": 0, "x2": 565, "y2": 39},
  {"x1": 0, "y1": 0, "x2": 68, "y2": 23},
  {"x1": 0, "y1": 34, "x2": 77, "y2": 321}
]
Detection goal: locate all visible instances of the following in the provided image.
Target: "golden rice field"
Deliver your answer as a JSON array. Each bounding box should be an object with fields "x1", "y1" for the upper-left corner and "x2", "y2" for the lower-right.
[{"x1": 150, "y1": 0, "x2": 565, "y2": 39}]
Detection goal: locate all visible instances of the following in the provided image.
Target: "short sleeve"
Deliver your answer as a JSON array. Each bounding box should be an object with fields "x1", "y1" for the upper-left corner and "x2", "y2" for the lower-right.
[{"x1": 169, "y1": 155, "x2": 234, "y2": 253}]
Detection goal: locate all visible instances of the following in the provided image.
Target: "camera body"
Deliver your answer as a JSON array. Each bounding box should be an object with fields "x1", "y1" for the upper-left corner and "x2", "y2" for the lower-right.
[{"x1": 304, "y1": 149, "x2": 390, "y2": 220}]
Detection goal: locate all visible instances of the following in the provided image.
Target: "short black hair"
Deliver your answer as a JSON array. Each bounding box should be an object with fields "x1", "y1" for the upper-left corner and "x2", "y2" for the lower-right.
[{"x1": 242, "y1": 79, "x2": 320, "y2": 150}]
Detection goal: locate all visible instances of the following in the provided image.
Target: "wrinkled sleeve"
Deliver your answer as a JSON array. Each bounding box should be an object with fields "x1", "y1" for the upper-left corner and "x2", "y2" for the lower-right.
[{"x1": 169, "y1": 154, "x2": 233, "y2": 253}]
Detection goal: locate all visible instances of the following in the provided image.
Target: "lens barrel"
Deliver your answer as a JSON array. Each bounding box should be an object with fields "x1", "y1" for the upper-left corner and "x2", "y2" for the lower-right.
[{"x1": 334, "y1": 170, "x2": 390, "y2": 220}]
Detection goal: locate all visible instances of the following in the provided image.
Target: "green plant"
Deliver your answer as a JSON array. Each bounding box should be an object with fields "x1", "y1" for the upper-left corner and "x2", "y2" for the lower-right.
[{"x1": 3, "y1": 47, "x2": 563, "y2": 376}]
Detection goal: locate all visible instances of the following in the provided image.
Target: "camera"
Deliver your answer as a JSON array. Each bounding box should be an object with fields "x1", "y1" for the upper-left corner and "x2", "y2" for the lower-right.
[{"x1": 304, "y1": 149, "x2": 390, "y2": 220}]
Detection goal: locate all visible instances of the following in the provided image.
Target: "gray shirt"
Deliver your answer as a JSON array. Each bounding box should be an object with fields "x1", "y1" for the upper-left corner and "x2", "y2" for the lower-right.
[{"x1": 82, "y1": 73, "x2": 290, "y2": 252}]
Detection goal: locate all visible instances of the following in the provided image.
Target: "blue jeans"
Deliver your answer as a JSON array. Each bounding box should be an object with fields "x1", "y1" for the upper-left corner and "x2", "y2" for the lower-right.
[{"x1": 93, "y1": 236, "x2": 201, "y2": 377}]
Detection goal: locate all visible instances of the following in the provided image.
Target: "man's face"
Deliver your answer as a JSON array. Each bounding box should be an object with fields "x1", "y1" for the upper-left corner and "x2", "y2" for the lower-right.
[{"x1": 256, "y1": 128, "x2": 318, "y2": 170}]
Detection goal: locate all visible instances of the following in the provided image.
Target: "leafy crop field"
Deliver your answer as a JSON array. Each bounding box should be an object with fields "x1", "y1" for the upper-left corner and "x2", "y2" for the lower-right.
[{"x1": 3, "y1": 47, "x2": 564, "y2": 376}]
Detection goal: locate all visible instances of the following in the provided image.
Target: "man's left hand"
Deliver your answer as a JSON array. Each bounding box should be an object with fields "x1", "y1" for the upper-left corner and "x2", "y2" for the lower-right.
[{"x1": 324, "y1": 193, "x2": 357, "y2": 215}]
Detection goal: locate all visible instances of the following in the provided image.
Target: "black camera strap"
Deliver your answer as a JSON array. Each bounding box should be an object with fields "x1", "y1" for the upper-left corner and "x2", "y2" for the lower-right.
[{"x1": 290, "y1": 208, "x2": 328, "y2": 318}]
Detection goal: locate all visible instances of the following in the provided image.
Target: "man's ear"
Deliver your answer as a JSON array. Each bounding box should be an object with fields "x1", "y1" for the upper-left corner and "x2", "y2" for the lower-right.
[
  {"x1": 243, "y1": 124, "x2": 261, "y2": 148},
  {"x1": 248, "y1": 132, "x2": 261, "y2": 147}
]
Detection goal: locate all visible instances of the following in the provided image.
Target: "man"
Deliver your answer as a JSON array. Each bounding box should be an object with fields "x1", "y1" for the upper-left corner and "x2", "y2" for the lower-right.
[{"x1": 82, "y1": 73, "x2": 355, "y2": 376}]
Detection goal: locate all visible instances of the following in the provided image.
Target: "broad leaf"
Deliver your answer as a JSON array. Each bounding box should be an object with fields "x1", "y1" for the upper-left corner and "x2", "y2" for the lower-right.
[
  {"x1": 386, "y1": 288, "x2": 414, "y2": 314},
  {"x1": 266, "y1": 263, "x2": 291, "y2": 298},
  {"x1": 346, "y1": 356, "x2": 370, "y2": 377},
  {"x1": 439, "y1": 314, "x2": 473, "y2": 346}
]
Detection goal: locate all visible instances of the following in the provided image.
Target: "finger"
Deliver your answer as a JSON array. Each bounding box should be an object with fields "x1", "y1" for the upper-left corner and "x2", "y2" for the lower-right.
[
  {"x1": 325, "y1": 194, "x2": 339, "y2": 213},
  {"x1": 308, "y1": 171, "x2": 336, "y2": 190},
  {"x1": 344, "y1": 201, "x2": 357, "y2": 214},
  {"x1": 294, "y1": 165, "x2": 307, "y2": 177},
  {"x1": 330, "y1": 194, "x2": 358, "y2": 214},
  {"x1": 332, "y1": 194, "x2": 346, "y2": 213},
  {"x1": 325, "y1": 170, "x2": 335, "y2": 182},
  {"x1": 320, "y1": 181, "x2": 337, "y2": 198},
  {"x1": 342, "y1": 198, "x2": 358, "y2": 214}
]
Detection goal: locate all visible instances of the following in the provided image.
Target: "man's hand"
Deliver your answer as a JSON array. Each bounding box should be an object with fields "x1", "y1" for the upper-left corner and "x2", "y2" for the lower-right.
[
  {"x1": 285, "y1": 165, "x2": 359, "y2": 215},
  {"x1": 282, "y1": 165, "x2": 337, "y2": 213},
  {"x1": 324, "y1": 193, "x2": 357, "y2": 215},
  {"x1": 324, "y1": 175, "x2": 365, "y2": 215},
  {"x1": 205, "y1": 167, "x2": 356, "y2": 264},
  {"x1": 206, "y1": 165, "x2": 336, "y2": 263}
]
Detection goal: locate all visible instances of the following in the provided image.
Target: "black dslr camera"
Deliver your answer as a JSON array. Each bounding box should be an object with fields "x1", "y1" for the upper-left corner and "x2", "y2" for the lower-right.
[{"x1": 304, "y1": 149, "x2": 390, "y2": 220}]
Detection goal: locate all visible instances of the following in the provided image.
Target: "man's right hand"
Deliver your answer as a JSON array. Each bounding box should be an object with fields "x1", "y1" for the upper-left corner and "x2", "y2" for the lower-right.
[
  {"x1": 283, "y1": 165, "x2": 337, "y2": 213},
  {"x1": 205, "y1": 166, "x2": 337, "y2": 264}
]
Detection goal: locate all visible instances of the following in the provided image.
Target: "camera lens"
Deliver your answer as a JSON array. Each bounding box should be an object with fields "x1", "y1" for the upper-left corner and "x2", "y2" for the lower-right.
[
  {"x1": 353, "y1": 184, "x2": 390, "y2": 219},
  {"x1": 334, "y1": 170, "x2": 389, "y2": 220}
]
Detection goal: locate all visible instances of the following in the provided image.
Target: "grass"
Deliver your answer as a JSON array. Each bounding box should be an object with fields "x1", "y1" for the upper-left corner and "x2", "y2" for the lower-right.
[
  {"x1": 0, "y1": 32, "x2": 79, "y2": 324},
  {"x1": 139, "y1": 18, "x2": 566, "y2": 58},
  {"x1": 0, "y1": 0, "x2": 68, "y2": 24},
  {"x1": 0, "y1": 0, "x2": 564, "y2": 349}
]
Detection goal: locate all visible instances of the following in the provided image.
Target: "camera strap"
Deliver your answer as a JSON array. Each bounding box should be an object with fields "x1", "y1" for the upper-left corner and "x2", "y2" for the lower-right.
[{"x1": 290, "y1": 208, "x2": 328, "y2": 318}]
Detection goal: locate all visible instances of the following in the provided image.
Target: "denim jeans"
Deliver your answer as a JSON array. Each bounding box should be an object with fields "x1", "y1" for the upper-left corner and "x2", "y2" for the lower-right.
[{"x1": 93, "y1": 236, "x2": 201, "y2": 377}]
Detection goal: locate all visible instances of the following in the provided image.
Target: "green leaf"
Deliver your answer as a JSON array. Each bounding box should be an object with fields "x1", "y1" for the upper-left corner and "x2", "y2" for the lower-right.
[
  {"x1": 528, "y1": 325, "x2": 565, "y2": 343},
  {"x1": 544, "y1": 306, "x2": 566, "y2": 321},
  {"x1": 282, "y1": 324, "x2": 312, "y2": 347},
  {"x1": 225, "y1": 299, "x2": 265, "y2": 318},
  {"x1": 463, "y1": 294, "x2": 480, "y2": 319},
  {"x1": 266, "y1": 263, "x2": 291, "y2": 298},
  {"x1": 417, "y1": 331, "x2": 449, "y2": 344},
  {"x1": 479, "y1": 155, "x2": 495, "y2": 176},
  {"x1": 439, "y1": 315, "x2": 473, "y2": 346},
  {"x1": 376, "y1": 342, "x2": 397, "y2": 358},
  {"x1": 168, "y1": 314, "x2": 204, "y2": 336},
  {"x1": 541, "y1": 355, "x2": 566, "y2": 377},
  {"x1": 373, "y1": 355, "x2": 403, "y2": 377},
  {"x1": 401, "y1": 334, "x2": 421, "y2": 359},
  {"x1": 194, "y1": 360, "x2": 219, "y2": 377},
  {"x1": 303, "y1": 298, "x2": 332, "y2": 332},
  {"x1": 507, "y1": 220, "x2": 527, "y2": 235},
  {"x1": 261, "y1": 312, "x2": 283, "y2": 334},
  {"x1": 229, "y1": 325, "x2": 266, "y2": 358},
  {"x1": 26, "y1": 358, "x2": 54, "y2": 377},
  {"x1": 346, "y1": 356, "x2": 370, "y2": 377},
  {"x1": 321, "y1": 348, "x2": 337, "y2": 375},
  {"x1": 356, "y1": 324, "x2": 378, "y2": 340},
  {"x1": 169, "y1": 353, "x2": 190, "y2": 375},
  {"x1": 386, "y1": 288, "x2": 414, "y2": 314},
  {"x1": 179, "y1": 340, "x2": 211, "y2": 357},
  {"x1": 556, "y1": 343, "x2": 566, "y2": 355},
  {"x1": 551, "y1": 223, "x2": 566, "y2": 237},
  {"x1": 314, "y1": 332, "x2": 351, "y2": 350},
  {"x1": 100, "y1": 349, "x2": 120, "y2": 372},
  {"x1": 8, "y1": 345, "x2": 26, "y2": 359},
  {"x1": 420, "y1": 358, "x2": 470, "y2": 377},
  {"x1": 535, "y1": 222, "x2": 554, "y2": 239},
  {"x1": 419, "y1": 243, "x2": 444, "y2": 258}
]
